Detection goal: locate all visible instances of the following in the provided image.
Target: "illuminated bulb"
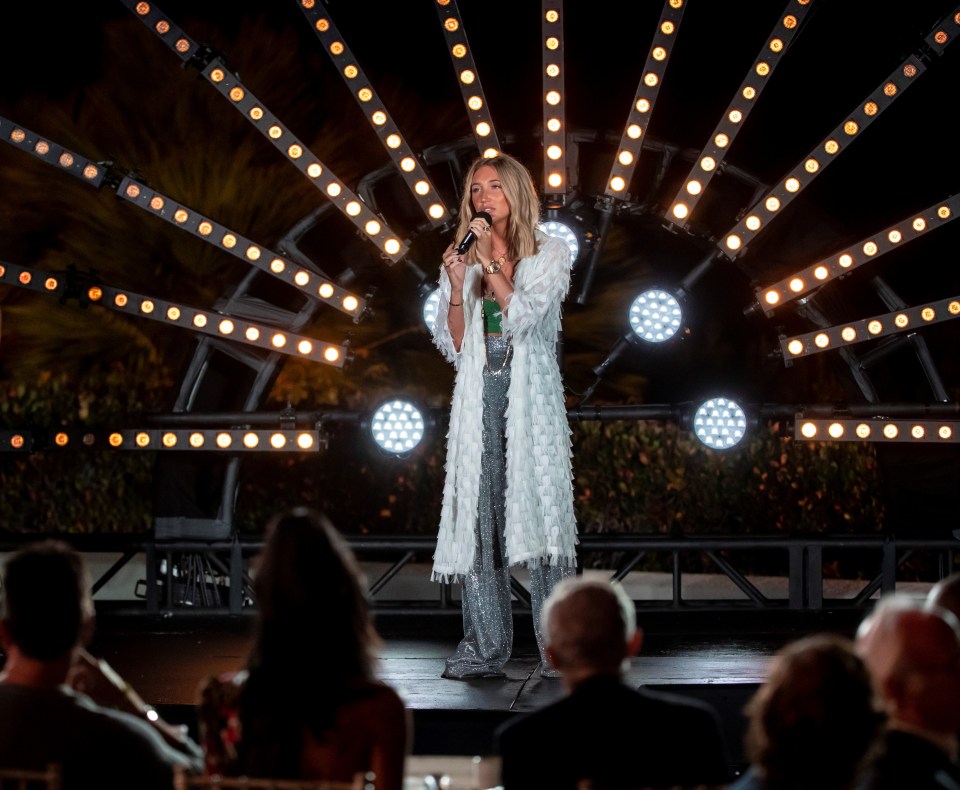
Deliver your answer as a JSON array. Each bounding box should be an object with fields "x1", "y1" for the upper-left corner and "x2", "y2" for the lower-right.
[
  {"x1": 883, "y1": 424, "x2": 898, "y2": 439},
  {"x1": 272, "y1": 334, "x2": 287, "y2": 348},
  {"x1": 856, "y1": 424, "x2": 871, "y2": 439},
  {"x1": 548, "y1": 145, "x2": 564, "y2": 160},
  {"x1": 298, "y1": 433, "x2": 315, "y2": 450},
  {"x1": 610, "y1": 176, "x2": 626, "y2": 192},
  {"x1": 318, "y1": 283, "x2": 335, "y2": 298},
  {"x1": 841, "y1": 327, "x2": 856, "y2": 342},
  {"x1": 216, "y1": 433, "x2": 232, "y2": 448},
  {"x1": 244, "y1": 433, "x2": 259, "y2": 448},
  {"x1": 745, "y1": 215, "x2": 761, "y2": 231},
  {"x1": 476, "y1": 122, "x2": 491, "y2": 136},
  {"x1": 307, "y1": 163, "x2": 322, "y2": 178},
  {"x1": 765, "y1": 291, "x2": 780, "y2": 305},
  {"x1": 838, "y1": 254, "x2": 853, "y2": 268},
  {"x1": 271, "y1": 434, "x2": 287, "y2": 449},
  {"x1": 294, "y1": 271, "x2": 310, "y2": 286},
  {"x1": 939, "y1": 426, "x2": 953, "y2": 439},
  {"x1": 414, "y1": 180, "x2": 430, "y2": 195},
  {"x1": 546, "y1": 118, "x2": 561, "y2": 132},
  {"x1": 271, "y1": 259, "x2": 285, "y2": 273},
  {"x1": 725, "y1": 235, "x2": 741, "y2": 251},
  {"x1": 765, "y1": 197, "x2": 780, "y2": 211},
  {"x1": 787, "y1": 339, "x2": 803, "y2": 355},
  {"x1": 298, "y1": 340, "x2": 313, "y2": 355},
  {"x1": 365, "y1": 220, "x2": 381, "y2": 235},
  {"x1": 672, "y1": 203, "x2": 688, "y2": 219},
  {"x1": 785, "y1": 178, "x2": 800, "y2": 192},
  {"x1": 400, "y1": 157, "x2": 416, "y2": 172},
  {"x1": 547, "y1": 172, "x2": 563, "y2": 188},
  {"x1": 801, "y1": 422, "x2": 817, "y2": 438},
  {"x1": 828, "y1": 423, "x2": 844, "y2": 438},
  {"x1": 814, "y1": 333, "x2": 829, "y2": 348},
  {"x1": 814, "y1": 266, "x2": 828, "y2": 280},
  {"x1": 218, "y1": 320, "x2": 234, "y2": 335},
  {"x1": 686, "y1": 180, "x2": 701, "y2": 195},
  {"x1": 617, "y1": 150, "x2": 633, "y2": 165},
  {"x1": 429, "y1": 204, "x2": 445, "y2": 219},
  {"x1": 324, "y1": 347, "x2": 341, "y2": 362},
  {"x1": 345, "y1": 201, "x2": 362, "y2": 216},
  {"x1": 384, "y1": 239, "x2": 401, "y2": 255},
  {"x1": 789, "y1": 278, "x2": 804, "y2": 292},
  {"x1": 342, "y1": 295, "x2": 359, "y2": 312},
  {"x1": 246, "y1": 327, "x2": 260, "y2": 341},
  {"x1": 627, "y1": 124, "x2": 642, "y2": 139},
  {"x1": 700, "y1": 157, "x2": 716, "y2": 171}
]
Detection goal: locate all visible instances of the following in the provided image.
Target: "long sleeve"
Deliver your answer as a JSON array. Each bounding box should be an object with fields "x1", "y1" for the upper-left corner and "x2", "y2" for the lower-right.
[
  {"x1": 500, "y1": 235, "x2": 571, "y2": 343},
  {"x1": 430, "y1": 265, "x2": 462, "y2": 368}
]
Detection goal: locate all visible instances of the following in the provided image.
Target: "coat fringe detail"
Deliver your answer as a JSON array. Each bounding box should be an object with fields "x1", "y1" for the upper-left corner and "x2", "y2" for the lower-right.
[{"x1": 430, "y1": 232, "x2": 578, "y2": 580}]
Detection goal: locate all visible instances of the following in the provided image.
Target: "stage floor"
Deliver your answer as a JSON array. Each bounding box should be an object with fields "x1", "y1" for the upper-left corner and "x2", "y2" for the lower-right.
[{"x1": 85, "y1": 604, "x2": 872, "y2": 774}]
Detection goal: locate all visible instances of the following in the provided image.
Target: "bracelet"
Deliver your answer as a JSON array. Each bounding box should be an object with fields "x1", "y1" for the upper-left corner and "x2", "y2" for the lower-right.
[{"x1": 449, "y1": 300, "x2": 463, "y2": 307}]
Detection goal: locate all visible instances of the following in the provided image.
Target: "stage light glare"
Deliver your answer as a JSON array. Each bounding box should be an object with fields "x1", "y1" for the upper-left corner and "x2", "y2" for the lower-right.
[
  {"x1": 672, "y1": 203, "x2": 688, "y2": 219},
  {"x1": 371, "y1": 400, "x2": 425, "y2": 455},
  {"x1": 422, "y1": 287, "x2": 441, "y2": 332},
  {"x1": 628, "y1": 290, "x2": 682, "y2": 343},
  {"x1": 298, "y1": 433, "x2": 315, "y2": 450},
  {"x1": 342, "y1": 295, "x2": 359, "y2": 312},
  {"x1": 270, "y1": 433, "x2": 286, "y2": 449},
  {"x1": 244, "y1": 433, "x2": 259, "y2": 448},
  {"x1": 538, "y1": 220, "x2": 579, "y2": 260},
  {"x1": 693, "y1": 398, "x2": 747, "y2": 450}
]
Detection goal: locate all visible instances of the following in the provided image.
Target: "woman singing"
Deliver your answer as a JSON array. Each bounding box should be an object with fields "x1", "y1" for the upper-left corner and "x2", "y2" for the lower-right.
[{"x1": 431, "y1": 153, "x2": 578, "y2": 679}]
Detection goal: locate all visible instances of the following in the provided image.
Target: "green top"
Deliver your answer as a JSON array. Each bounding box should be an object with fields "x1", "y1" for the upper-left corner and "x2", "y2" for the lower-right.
[{"x1": 482, "y1": 298, "x2": 503, "y2": 334}]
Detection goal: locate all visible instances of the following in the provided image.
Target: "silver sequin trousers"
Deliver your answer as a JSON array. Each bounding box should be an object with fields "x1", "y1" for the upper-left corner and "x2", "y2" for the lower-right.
[{"x1": 443, "y1": 334, "x2": 573, "y2": 679}]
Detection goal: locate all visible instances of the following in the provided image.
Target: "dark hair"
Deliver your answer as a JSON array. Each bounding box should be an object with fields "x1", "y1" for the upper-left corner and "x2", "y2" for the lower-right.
[
  {"x1": 744, "y1": 633, "x2": 883, "y2": 790},
  {"x1": 238, "y1": 508, "x2": 380, "y2": 777},
  {"x1": 1, "y1": 540, "x2": 90, "y2": 660}
]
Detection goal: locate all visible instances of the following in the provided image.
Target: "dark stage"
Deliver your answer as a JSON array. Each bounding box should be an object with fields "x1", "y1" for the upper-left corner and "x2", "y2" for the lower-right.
[{"x1": 86, "y1": 603, "x2": 870, "y2": 776}]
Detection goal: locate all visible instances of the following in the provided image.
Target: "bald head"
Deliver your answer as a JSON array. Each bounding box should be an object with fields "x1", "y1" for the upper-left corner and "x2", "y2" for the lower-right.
[
  {"x1": 855, "y1": 594, "x2": 960, "y2": 736},
  {"x1": 927, "y1": 573, "x2": 960, "y2": 624},
  {"x1": 542, "y1": 578, "x2": 638, "y2": 678}
]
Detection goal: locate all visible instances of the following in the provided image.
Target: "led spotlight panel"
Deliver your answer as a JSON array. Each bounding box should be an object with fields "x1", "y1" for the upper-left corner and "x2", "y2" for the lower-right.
[
  {"x1": 39, "y1": 429, "x2": 322, "y2": 452},
  {"x1": 434, "y1": 0, "x2": 502, "y2": 157},
  {"x1": 795, "y1": 418, "x2": 960, "y2": 444},
  {"x1": 541, "y1": 0, "x2": 567, "y2": 197},
  {"x1": 780, "y1": 295, "x2": 960, "y2": 362},
  {"x1": 371, "y1": 400, "x2": 425, "y2": 454},
  {"x1": 116, "y1": 176, "x2": 367, "y2": 318},
  {"x1": 296, "y1": 0, "x2": 449, "y2": 225},
  {"x1": 121, "y1": 0, "x2": 201, "y2": 62},
  {"x1": 629, "y1": 290, "x2": 682, "y2": 343},
  {"x1": 666, "y1": 0, "x2": 813, "y2": 226},
  {"x1": 605, "y1": 0, "x2": 686, "y2": 198},
  {"x1": 757, "y1": 195, "x2": 959, "y2": 314},
  {"x1": 0, "y1": 116, "x2": 106, "y2": 188},
  {"x1": 925, "y1": 6, "x2": 960, "y2": 55},
  {"x1": 693, "y1": 398, "x2": 747, "y2": 449},
  {"x1": 0, "y1": 262, "x2": 348, "y2": 369},
  {"x1": 720, "y1": 56, "x2": 927, "y2": 259}
]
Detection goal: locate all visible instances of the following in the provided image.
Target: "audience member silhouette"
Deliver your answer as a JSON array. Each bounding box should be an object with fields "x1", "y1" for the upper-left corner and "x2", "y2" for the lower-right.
[
  {"x1": 198, "y1": 507, "x2": 409, "y2": 789},
  {"x1": 854, "y1": 593, "x2": 960, "y2": 790},
  {"x1": 0, "y1": 539, "x2": 203, "y2": 788},
  {"x1": 729, "y1": 633, "x2": 884, "y2": 790},
  {"x1": 494, "y1": 576, "x2": 730, "y2": 790}
]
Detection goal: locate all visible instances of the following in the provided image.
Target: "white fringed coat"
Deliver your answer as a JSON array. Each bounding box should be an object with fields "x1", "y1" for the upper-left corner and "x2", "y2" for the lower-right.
[{"x1": 431, "y1": 232, "x2": 578, "y2": 582}]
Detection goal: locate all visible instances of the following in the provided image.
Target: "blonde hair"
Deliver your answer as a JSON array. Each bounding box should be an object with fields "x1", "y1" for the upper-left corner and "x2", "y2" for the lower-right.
[{"x1": 455, "y1": 153, "x2": 540, "y2": 265}]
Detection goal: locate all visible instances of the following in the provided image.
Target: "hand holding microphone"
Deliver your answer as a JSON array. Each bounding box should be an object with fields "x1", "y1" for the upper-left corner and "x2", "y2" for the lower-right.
[{"x1": 456, "y1": 211, "x2": 492, "y2": 255}]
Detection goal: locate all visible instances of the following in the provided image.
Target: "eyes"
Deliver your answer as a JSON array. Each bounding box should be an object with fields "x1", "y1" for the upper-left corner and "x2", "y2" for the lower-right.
[{"x1": 470, "y1": 182, "x2": 502, "y2": 193}]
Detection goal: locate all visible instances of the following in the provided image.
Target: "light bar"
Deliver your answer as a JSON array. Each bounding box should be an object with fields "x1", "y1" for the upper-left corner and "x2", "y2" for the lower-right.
[
  {"x1": 28, "y1": 428, "x2": 321, "y2": 452},
  {"x1": 0, "y1": 432, "x2": 32, "y2": 453},
  {"x1": 0, "y1": 261, "x2": 348, "y2": 369},
  {"x1": 605, "y1": 0, "x2": 686, "y2": 198},
  {"x1": 925, "y1": 7, "x2": 960, "y2": 54},
  {"x1": 0, "y1": 116, "x2": 106, "y2": 188},
  {"x1": 121, "y1": 1, "x2": 407, "y2": 263},
  {"x1": 780, "y1": 294, "x2": 960, "y2": 362},
  {"x1": 116, "y1": 176, "x2": 365, "y2": 318},
  {"x1": 433, "y1": 0, "x2": 501, "y2": 158},
  {"x1": 297, "y1": 0, "x2": 449, "y2": 226},
  {"x1": 719, "y1": 55, "x2": 928, "y2": 258},
  {"x1": 117, "y1": 1, "x2": 201, "y2": 62},
  {"x1": 666, "y1": 0, "x2": 812, "y2": 225},
  {"x1": 795, "y1": 418, "x2": 960, "y2": 444},
  {"x1": 542, "y1": 1, "x2": 567, "y2": 198},
  {"x1": 757, "y1": 195, "x2": 959, "y2": 314}
]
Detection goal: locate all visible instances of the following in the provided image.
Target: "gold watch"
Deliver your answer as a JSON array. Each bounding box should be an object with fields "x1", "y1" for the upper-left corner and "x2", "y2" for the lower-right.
[{"x1": 484, "y1": 256, "x2": 505, "y2": 274}]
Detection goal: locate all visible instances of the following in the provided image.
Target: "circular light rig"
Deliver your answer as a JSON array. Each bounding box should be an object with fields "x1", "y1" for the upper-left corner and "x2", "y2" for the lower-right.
[
  {"x1": 422, "y1": 287, "x2": 441, "y2": 333},
  {"x1": 629, "y1": 290, "x2": 682, "y2": 343},
  {"x1": 693, "y1": 397, "x2": 747, "y2": 450},
  {"x1": 370, "y1": 399, "x2": 425, "y2": 455}
]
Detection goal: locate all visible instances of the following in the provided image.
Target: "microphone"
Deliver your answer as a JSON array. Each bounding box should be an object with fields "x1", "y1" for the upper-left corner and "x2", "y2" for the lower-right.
[{"x1": 456, "y1": 211, "x2": 492, "y2": 255}]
